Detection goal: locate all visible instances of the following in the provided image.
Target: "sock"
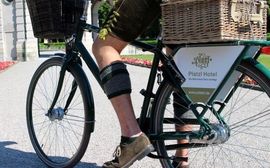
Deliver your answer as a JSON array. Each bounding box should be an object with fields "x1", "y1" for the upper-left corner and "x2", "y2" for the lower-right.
[
  {"x1": 130, "y1": 132, "x2": 142, "y2": 138},
  {"x1": 120, "y1": 132, "x2": 142, "y2": 145}
]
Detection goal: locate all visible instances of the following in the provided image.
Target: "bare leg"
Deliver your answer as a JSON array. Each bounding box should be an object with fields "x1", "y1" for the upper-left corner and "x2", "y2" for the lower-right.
[
  {"x1": 166, "y1": 47, "x2": 191, "y2": 167},
  {"x1": 175, "y1": 125, "x2": 192, "y2": 166},
  {"x1": 92, "y1": 35, "x2": 141, "y2": 137}
]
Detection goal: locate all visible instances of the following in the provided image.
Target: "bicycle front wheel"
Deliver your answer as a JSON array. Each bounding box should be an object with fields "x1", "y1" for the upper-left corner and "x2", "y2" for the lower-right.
[
  {"x1": 152, "y1": 61, "x2": 270, "y2": 168},
  {"x1": 26, "y1": 57, "x2": 93, "y2": 168}
]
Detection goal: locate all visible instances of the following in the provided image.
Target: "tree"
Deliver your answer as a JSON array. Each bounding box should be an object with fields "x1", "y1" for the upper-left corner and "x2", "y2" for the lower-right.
[{"x1": 98, "y1": 1, "x2": 111, "y2": 26}]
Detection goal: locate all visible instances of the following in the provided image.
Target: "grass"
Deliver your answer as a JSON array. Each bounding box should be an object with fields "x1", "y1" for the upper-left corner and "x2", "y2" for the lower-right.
[
  {"x1": 39, "y1": 41, "x2": 270, "y2": 69},
  {"x1": 121, "y1": 54, "x2": 154, "y2": 61},
  {"x1": 258, "y1": 54, "x2": 270, "y2": 69},
  {"x1": 38, "y1": 40, "x2": 157, "y2": 51},
  {"x1": 139, "y1": 39, "x2": 157, "y2": 45},
  {"x1": 39, "y1": 42, "x2": 65, "y2": 50},
  {"x1": 122, "y1": 54, "x2": 270, "y2": 69}
]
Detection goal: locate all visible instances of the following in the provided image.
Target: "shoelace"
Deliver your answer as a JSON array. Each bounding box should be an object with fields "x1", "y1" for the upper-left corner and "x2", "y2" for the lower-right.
[{"x1": 113, "y1": 145, "x2": 121, "y2": 158}]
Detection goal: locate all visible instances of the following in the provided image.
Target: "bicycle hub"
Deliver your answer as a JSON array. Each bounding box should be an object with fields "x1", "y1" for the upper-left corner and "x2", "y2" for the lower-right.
[
  {"x1": 190, "y1": 123, "x2": 230, "y2": 145},
  {"x1": 47, "y1": 107, "x2": 65, "y2": 121}
]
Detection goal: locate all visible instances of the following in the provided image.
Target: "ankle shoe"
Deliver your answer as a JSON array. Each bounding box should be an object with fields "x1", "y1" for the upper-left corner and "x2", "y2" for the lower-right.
[{"x1": 102, "y1": 133, "x2": 154, "y2": 168}]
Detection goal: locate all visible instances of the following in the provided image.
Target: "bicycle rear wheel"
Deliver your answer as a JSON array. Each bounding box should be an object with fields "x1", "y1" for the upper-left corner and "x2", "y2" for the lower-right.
[
  {"x1": 152, "y1": 61, "x2": 270, "y2": 168},
  {"x1": 26, "y1": 57, "x2": 93, "y2": 168}
]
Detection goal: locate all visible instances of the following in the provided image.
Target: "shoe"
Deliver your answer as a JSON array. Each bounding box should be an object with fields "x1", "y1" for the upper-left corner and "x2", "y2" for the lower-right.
[{"x1": 102, "y1": 133, "x2": 154, "y2": 168}]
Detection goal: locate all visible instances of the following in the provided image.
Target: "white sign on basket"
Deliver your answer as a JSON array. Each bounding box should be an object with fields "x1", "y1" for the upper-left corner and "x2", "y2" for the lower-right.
[{"x1": 174, "y1": 46, "x2": 245, "y2": 103}]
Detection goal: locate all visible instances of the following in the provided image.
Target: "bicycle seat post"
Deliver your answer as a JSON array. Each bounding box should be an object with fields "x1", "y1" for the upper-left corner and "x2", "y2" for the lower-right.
[{"x1": 81, "y1": 0, "x2": 90, "y2": 21}]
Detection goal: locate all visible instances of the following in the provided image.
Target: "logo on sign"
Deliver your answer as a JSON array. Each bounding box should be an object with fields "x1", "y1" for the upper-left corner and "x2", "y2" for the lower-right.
[{"x1": 192, "y1": 53, "x2": 212, "y2": 69}]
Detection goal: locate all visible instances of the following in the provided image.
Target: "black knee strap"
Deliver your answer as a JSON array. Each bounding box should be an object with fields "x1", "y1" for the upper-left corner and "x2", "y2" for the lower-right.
[{"x1": 100, "y1": 61, "x2": 132, "y2": 99}]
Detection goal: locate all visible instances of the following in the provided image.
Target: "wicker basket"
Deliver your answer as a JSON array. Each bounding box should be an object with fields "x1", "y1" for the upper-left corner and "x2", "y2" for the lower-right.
[
  {"x1": 26, "y1": 0, "x2": 84, "y2": 39},
  {"x1": 161, "y1": 0, "x2": 268, "y2": 44}
]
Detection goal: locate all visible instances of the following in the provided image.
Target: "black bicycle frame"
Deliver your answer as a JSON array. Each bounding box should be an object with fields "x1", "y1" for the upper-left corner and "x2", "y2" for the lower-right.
[
  {"x1": 47, "y1": 18, "x2": 188, "y2": 133},
  {"x1": 47, "y1": 15, "x2": 270, "y2": 153}
]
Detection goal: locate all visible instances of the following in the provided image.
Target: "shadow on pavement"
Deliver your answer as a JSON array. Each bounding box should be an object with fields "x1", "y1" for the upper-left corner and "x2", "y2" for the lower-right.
[{"x1": 0, "y1": 141, "x2": 100, "y2": 168}]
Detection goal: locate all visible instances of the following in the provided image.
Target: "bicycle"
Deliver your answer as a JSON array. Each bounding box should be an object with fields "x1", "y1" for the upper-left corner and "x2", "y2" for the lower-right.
[{"x1": 26, "y1": 0, "x2": 270, "y2": 167}]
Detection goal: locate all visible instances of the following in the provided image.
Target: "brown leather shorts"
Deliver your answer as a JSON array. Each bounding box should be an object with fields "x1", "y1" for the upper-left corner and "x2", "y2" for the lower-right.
[{"x1": 100, "y1": 0, "x2": 161, "y2": 42}]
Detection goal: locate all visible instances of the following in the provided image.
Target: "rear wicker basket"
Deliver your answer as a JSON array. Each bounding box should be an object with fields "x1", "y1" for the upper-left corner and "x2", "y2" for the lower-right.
[
  {"x1": 161, "y1": 0, "x2": 268, "y2": 44},
  {"x1": 26, "y1": 0, "x2": 84, "y2": 39}
]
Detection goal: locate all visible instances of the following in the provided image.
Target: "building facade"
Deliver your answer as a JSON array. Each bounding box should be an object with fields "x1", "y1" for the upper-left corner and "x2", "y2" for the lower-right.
[
  {"x1": 0, "y1": 0, "x2": 38, "y2": 61},
  {"x1": 0, "y1": 1, "x2": 142, "y2": 62}
]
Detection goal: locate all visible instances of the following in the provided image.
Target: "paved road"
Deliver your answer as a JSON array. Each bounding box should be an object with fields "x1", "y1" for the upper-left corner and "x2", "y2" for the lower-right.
[
  {"x1": 0, "y1": 57, "x2": 161, "y2": 168},
  {"x1": 1, "y1": 55, "x2": 270, "y2": 168}
]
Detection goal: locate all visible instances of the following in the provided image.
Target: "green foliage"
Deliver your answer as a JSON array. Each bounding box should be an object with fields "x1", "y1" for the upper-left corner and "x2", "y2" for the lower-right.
[
  {"x1": 139, "y1": 39, "x2": 158, "y2": 45},
  {"x1": 258, "y1": 54, "x2": 270, "y2": 69},
  {"x1": 98, "y1": 1, "x2": 112, "y2": 26},
  {"x1": 39, "y1": 42, "x2": 65, "y2": 50},
  {"x1": 121, "y1": 54, "x2": 154, "y2": 61}
]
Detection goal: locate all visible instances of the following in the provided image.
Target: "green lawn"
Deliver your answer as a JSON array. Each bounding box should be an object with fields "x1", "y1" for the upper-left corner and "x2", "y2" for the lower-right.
[
  {"x1": 122, "y1": 54, "x2": 270, "y2": 69},
  {"x1": 39, "y1": 42, "x2": 65, "y2": 50},
  {"x1": 121, "y1": 54, "x2": 154, "y2": 61},
  {"x1": 258, "y1": 54, "x2": 270, "y2": 69}
]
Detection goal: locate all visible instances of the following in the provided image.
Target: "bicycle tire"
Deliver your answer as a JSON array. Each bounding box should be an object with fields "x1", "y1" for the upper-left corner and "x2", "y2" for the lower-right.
[
  {"x1": 152, "y1": 60, "x2": 270, "y2": 168},
  {"x1": 26, "y1": 57, "x2": 93, "y2": 168}
]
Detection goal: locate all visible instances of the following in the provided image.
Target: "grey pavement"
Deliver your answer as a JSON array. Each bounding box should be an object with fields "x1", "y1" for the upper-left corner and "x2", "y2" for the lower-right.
[
  {"x1": 2, "y1": 54, "x2": 269, "y2": 168},
  {"x1": 0, "y1": 56, "x2": 161, "y2": 167}
]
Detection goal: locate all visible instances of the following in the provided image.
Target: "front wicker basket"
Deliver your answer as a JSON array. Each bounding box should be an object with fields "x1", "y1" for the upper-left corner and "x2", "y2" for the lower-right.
[
  {"x1": 161, "y1": 0, "x2": 268, "y2": 44},
  {"x1": 26, "y1": 0, "x2": 84, "y2": 39}
]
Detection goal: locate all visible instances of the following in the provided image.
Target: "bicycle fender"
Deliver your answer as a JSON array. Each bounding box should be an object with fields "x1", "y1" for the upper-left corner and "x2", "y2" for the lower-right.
[{"x1": 71, "y1": 62, "x2": 95, "y2": 133}]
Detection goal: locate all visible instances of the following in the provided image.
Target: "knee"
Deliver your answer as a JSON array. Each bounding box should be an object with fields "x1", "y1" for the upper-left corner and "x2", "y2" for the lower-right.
[
  {"x1": 92, "y1": 38, "x2": 115, "y2": 57},
  {"x1": 92, "y1": 35, "x2": 127, "y2": 56}
]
